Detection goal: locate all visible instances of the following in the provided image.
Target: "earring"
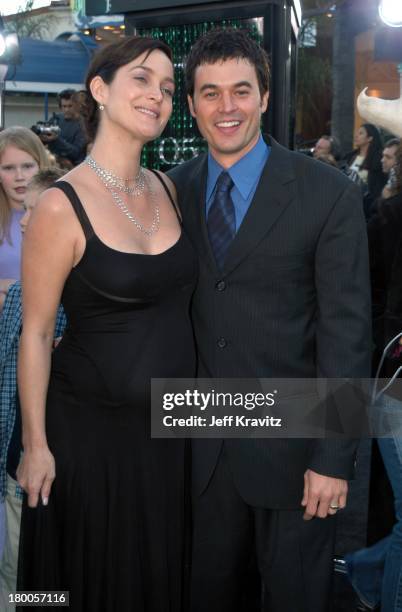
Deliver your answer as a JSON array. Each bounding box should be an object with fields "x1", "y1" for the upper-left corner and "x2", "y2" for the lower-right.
[{"x1": 99, "y1": 104, "x2": 105, "y2": 111}]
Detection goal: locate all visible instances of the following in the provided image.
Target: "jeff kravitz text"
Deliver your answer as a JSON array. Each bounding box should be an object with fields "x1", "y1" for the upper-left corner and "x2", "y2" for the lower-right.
[
  {"x1": 161, "y1": 389, "x2": 282, "y2": 430},
  {"x1": 163, "y1": 414, "x2": 282, "y2": 428}
]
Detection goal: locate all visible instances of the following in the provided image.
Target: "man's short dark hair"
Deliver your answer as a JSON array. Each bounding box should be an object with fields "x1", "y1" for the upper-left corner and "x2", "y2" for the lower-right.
[
  {"x1": 384, "y1": 138, "x2": 400, "y2": 149},
  {"x1": 185, "y1": 28, "x2": 270, "y2": 98},
  {"x1": 58, "y1": 88, "x2": 76, "y2": 103}
]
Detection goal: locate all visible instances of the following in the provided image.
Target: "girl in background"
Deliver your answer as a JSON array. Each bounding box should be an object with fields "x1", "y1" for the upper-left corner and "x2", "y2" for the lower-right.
[{"x1": 0, "y1": 127, "x2": 51, "y2": 309}]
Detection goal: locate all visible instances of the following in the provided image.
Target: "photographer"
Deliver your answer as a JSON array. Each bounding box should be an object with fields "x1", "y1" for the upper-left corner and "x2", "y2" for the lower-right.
[{"x1": 39, "y1": 89, "x2": 87, "y2": 167}]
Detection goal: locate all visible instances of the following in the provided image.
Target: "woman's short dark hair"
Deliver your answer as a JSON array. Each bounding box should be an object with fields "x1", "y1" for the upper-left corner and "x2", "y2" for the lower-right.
[
  {"x1": 84, "y1": 36, "x2": 173, "y2": 142},
  {"x1": 185, "y1": 28, "x2": 270, "y2": 99}
]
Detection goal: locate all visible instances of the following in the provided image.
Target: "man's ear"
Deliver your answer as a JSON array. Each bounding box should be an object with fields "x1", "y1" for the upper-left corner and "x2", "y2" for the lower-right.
[
  {"x1": 89, "y1": 75, "x2": 108, "y2": 107},
  {"x1": 261, "y1": 90, "x2": 269, "y2": 114},
  {"x1": 187, "y1": 94, "x2": 196, "y2": 118}
]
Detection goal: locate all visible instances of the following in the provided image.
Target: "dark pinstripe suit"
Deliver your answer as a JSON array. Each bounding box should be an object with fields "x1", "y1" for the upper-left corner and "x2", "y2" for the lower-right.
[{"x1": 168, "y1": 136, "x2": 371, "y2": 611}]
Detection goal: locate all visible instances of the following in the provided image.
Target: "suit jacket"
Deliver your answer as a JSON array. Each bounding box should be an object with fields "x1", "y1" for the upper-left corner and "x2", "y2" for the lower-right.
[{"x1": 168, "y1": 136, "x2": 371, "y2": 509}]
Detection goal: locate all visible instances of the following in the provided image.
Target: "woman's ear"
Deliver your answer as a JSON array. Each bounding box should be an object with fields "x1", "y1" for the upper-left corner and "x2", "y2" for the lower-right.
[{"x1": 89, "y1": 75, "x2": 108, "y2": 107}]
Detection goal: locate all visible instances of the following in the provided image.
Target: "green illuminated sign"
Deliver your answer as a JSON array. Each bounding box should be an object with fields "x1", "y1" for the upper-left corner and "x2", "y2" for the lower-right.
[{"x1": 84, "y1": 0, "x2": 224, "y2": 16}]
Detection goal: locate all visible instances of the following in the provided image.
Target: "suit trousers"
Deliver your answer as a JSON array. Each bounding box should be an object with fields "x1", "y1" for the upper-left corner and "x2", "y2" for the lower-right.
[{"x1": 190, "y1": 447, "x2": 336, "y2": 612}]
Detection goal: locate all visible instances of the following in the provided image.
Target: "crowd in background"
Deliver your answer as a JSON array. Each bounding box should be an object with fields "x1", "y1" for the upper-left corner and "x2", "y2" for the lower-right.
[
  {"x1": 308, "y1": 126, "x2": 402, "y2": 611},
  {"x1": 312, "y1": 125, "x2": 400, "y2": 218},
  {"x1": 311, "y1": 127, "x2": 402, "y2": 367}
]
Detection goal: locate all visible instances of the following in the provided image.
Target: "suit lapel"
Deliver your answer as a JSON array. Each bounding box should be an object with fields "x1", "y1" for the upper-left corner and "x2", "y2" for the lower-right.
[
  {"x1": 222, "y1": 138, "x2": 297, "y2": 276},
  {"x1": 187, "y1": 138, "x2": 298, "y2": 276},
  {"x1": 185, "y1": 156, "x2": 218, "y2": 273}
]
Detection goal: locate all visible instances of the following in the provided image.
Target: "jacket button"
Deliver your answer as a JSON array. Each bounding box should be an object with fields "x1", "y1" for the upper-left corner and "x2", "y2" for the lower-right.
[
  {"x1": 217, "y1": 337, "x2": 227, "y2": 349},
  {"x1": 216, "y1": 280, "x2": 226, "y2": 291}
]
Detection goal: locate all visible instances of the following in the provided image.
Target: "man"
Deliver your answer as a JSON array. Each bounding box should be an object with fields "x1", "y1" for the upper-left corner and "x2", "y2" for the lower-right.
[
  {"x1": 313, "y1": 134, "x2": 341, "y2": 163},
  {"x1": 40, "y1": 89, "x2": 87, "y2": 167},
  {"x1": 168, "y1": 28, "x2": 371, "y2": 612},
  {"x1": 381, "y1": 137, "x2": 400, "y2": 199}
]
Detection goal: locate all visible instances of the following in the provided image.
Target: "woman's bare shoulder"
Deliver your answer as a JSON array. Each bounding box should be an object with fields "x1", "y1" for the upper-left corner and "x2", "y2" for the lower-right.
[
  {"x1": 151, "y1": 169, "x2": 178, "y2": 201},
  {"x1": 33, "y1": 185, "x2": 75, "y2": 220},
  {"x1": 34, "y1": 164, "x2": 87, "y2": 220}
]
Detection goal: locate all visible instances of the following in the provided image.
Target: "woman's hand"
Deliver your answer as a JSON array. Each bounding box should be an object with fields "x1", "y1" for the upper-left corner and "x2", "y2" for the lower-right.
[{"x1": 17, "y1": 446, "x2": 56, "y2": 508}]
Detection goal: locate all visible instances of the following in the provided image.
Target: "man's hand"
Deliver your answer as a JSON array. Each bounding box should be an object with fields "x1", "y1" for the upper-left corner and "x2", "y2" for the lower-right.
[
  {"x1": 301, "y1": 469, "x2": 348, "y2": 520},
  {"x1": 40, "y1": 132, "x2": 58, "y2": 143}
]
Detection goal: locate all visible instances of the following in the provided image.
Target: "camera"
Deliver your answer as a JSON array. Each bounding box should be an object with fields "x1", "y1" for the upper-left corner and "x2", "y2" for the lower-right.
[{"x1": 31, "y1": 119, "x2": 61, "y2": 137}]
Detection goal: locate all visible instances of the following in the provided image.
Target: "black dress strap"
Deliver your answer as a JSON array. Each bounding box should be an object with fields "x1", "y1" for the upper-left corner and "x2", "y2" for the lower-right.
[
  {"x1": 149, "y1": 170, "x2": 182, "y2": 224},
  {"x1": 53, "y1": 180, "x2": 95, "y2": 240}
]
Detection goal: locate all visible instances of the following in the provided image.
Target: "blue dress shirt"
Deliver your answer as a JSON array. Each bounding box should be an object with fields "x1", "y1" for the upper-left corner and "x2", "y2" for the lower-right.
[{"x1": 206, "y1": 134, "x2": 270, "y2": 232}]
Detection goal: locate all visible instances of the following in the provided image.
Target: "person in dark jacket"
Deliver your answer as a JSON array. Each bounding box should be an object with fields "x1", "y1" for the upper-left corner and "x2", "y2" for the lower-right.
[
  {"x1": 368, "y1": 142, "x2": 402, "y2": 368},
  {"x1": 40, "y1": 89, "x2": 87, "y2": 167},
  {"x1": 345, "y1": 142, "x2": 402, "y2": 612},
  {"x1": 344, "y1": 123, "x2": 387, "y2": 219},
  {"x1": 168, "y1": 27, "x2": 371, "y2": 612}
]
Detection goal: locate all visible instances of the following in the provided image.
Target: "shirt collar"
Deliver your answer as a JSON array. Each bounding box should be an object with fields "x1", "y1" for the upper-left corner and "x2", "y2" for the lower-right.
[{"x1": 207, "y1": 134, "x2": 269, "y2": 201}]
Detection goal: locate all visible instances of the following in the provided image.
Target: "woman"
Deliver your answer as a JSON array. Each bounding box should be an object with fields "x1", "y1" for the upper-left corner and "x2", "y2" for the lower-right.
[
  {"x1": 0, "y1": 168, "x2": 67, "y2": 612},
  {"x1": 344, "y1": 123, "x2": 387, "y2": 219},
  {"x1": 17, "y1": 36, "x2": 196, "y2": 611},
  {"x1": 0, "y1": 127, "x2": 50, "y2": 309}
]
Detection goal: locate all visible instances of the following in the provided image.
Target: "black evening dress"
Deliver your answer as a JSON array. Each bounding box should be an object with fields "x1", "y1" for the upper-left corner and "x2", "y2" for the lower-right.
[{"x1": 17, "y1": 178, "x2": 197, "y2": 612}]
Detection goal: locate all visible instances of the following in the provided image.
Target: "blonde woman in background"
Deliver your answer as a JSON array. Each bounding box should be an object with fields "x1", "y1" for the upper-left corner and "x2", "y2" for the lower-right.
[{"x1": 0, "y1": 127, "x2": 51, "y2": 310}]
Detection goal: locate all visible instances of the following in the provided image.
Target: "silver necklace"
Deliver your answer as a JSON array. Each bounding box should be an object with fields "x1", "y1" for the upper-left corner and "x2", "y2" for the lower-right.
[
  {"x1": 85, "y1": 155, "x2": 146, "y2": 196},
  {"x1": 86, "y1": 156, "x2": 160, "y2": 237},
  {"x1": 108, "y1": 186, "x2": 160, "y2": 237}
]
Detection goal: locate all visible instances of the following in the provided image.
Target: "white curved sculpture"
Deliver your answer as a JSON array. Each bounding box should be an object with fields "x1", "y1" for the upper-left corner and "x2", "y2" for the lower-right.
[{"x1": 357, "y1": 87, "x2": 402, "y2": 137}]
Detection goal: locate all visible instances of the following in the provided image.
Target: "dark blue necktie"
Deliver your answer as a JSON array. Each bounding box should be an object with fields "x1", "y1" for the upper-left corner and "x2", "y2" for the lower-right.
[{"x1": 207, "y1": 171, "x2": 235, "y2": 268}]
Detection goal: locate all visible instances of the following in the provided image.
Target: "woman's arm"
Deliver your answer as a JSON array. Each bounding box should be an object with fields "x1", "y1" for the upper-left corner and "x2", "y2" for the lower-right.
[{"x1": 17, "y1": 188, "x2": 79, "y2": 508}]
